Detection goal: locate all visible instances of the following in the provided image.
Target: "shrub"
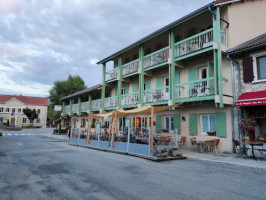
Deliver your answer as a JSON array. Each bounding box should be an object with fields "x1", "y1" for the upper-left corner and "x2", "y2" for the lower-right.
[{"x1": 170, "y1": 147, "x2": 178, "y2": 151}]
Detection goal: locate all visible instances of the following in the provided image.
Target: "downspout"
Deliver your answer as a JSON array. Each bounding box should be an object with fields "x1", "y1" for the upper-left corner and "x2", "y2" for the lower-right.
[{"x1": 208, "y1": 5, "x2": 230, "y2": 28}]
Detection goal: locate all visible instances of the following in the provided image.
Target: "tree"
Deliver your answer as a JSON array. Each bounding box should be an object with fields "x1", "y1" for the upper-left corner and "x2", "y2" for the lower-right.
[
  {"x1": 48, "y1": 75, "x2": 86, "y2": 106},
  {"x1": 47, "y1": 105, "x2": 61, "y2": 122},
  {"x1": 23, "y1": 107, "x2": 39, "y2": 124}
]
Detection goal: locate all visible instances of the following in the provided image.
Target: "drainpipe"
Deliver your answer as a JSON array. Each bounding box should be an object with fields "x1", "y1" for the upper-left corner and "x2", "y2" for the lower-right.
[{"x1": 208, "y1": 5, "x2": 230, "y2": 28}]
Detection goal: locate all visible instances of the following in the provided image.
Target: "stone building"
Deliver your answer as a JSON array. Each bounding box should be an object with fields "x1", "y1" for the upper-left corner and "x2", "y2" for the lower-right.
[{"x1": 0, "y1": 95, "x2": 48, "y2": 128}]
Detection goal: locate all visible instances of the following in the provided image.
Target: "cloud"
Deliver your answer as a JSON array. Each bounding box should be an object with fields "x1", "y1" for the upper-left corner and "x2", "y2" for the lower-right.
[{"x1": 0, "y1": 0, "x2": 212, "y2": 97}]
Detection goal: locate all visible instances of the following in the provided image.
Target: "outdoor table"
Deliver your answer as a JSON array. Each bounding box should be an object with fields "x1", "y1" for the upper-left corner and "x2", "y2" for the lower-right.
[
  {"x1": 196, "y1": 138, "x2": 212, "y2": 153},
  {"x1": 242, "y1": 141, "x2": 264, "y2": 160}
]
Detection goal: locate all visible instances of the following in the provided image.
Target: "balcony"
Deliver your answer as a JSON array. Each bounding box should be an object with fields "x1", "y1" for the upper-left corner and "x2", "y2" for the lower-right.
[
  {"x1": 81, "y1": 102, "x2": 89, "y2": 112},
  {"x1": 65, "y1": 105, "x2": 70, "y2": 114},
  {"x1": 106, "y1": 68, "x2": 119, "y2": 81},
  {"x1": 144, "y1": 86, "x2": 169, "y2": 104},
  {"x1": 144, "y1": 47, "x2": 169, "y2": 69},
  {"x1": 91, "y1": 99, "x2": 101, "y2": 110},
  {"x1": 122, "y1": 59, "x2": 139, "y2": 77},
  {"x1": 104, "y1": 96, "x2": 118, "y2": 109},
  {"x1": 121, "y1": 92, "x2": 139, "y2": 107},
  {"x1": 72, "y1": 104, "x2": 79, "y2": 113},
  {"x1": 175, "y1": 77, "x2": 215, "y2": 102}
]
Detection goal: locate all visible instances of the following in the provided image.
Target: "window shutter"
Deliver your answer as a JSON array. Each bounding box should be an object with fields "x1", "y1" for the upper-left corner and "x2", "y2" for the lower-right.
[
  {"x1": 189, "y1": 113, "x2": 198, "y2": 135},
  {"x1": 189, "y1": 67, "x2": 197, "y2": 81},
  {"x1": 156, "y1": 77, "x2": 161, "y2": 88},
  {"x1": 215, "y1": 112, "x2": 226, "y2": 137},
  {"x1": 145, "y1": 80, "x2": 150, "y2": 90},
  {"x1": 156, "y1": 115, "x2": 161, "y2": 133},
  {"x1": 242, "y1": 56, "x2": 254, "y2": 83},
  {"x1": 174, "y1": 114, "x2": 181, "y2": 134},
  {"x1": 133, "y1": 83, "x2": 137, "y2": 93},
  {"x1": 124, "y1": 85, "x2": 128, "y2": 94}
]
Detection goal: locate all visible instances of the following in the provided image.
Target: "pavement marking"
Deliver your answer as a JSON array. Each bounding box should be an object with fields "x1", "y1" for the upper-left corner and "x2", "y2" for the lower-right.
[
  {"x1": 21, "y1": 134, "x2": 25, "y2": 135},
  {"x1": 8, "y1": 134, "x2": 11, "y2": 135},
  {"x1": 2, "y1": 134, "x2": 5, "y2": 136},
  {"x1": 14, "y1": 134, "x2": 18, "y2": 135}
]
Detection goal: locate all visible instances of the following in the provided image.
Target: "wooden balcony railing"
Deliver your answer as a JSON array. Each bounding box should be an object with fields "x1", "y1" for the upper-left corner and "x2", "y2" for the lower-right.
[
  {"x1": 81, "y1": 102, "x2": 89, "y2": 112},
  {"x1": 144, "y1": 47, "x2": 169, "y2": 69},
  {"x1": 72, "y1": 104, "x2": 79, "y2": 113},
  {"x1": 104, "y1": 96, "x2": 118, "y2": 108},
  {"x1": 144, "y1": 86, "x2": 170, "y2": 104},
  {"x1": 106, "y1": 68, "x2": 119, "y2": 81},
  {"x1": 122, "y1": 59, "x2": 139, "y2": 76},
  {"x1": 91, "y1": 99, "x2": 101, "y2": 110},
  {"x1": 121, "y1": 92, "x2": 139, "y2": 106}
]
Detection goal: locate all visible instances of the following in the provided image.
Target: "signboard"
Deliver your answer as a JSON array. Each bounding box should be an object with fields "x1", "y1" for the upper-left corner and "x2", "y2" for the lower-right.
[{"x1": 54, "y1": 105, "x2": 62, "y2": 111}]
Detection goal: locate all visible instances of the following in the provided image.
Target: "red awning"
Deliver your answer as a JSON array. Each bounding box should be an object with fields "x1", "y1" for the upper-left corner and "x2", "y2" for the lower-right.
[{"x1": 236, "y1": 90, "x2": 266, "y2": 107}]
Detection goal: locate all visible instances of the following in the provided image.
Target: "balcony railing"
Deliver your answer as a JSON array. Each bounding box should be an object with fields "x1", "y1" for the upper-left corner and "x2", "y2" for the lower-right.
[
  {"x1": 144, "y1": 86, "x2": 170, "y2": 104},
  {"x1": 175, "y1": 28, "x2": 213, "y2": 58},
  {"x1": 104, "y1": 96, "x2": 118, "y2": 109},
  {"x1": 65, "y1": 105, "x2": 70, "y2": 114},
  {"x1": 72, "y1": 104, "x2": 79, "y2": 113},
  {"x1": 91, "y1": 99, "x2": 101, "y2": 110},
  {"x1": 175, "y1": 77, "x2": 215, "y2": 99},
  {"x1": 121, "y1": 92, "x2": 139, "y2": 106},
  {"x1": 144, "y1": 47, "x2": 169, "y2": 69},
  {"x1": 81, "y1": 102, "x2": 89, "y2": 112},
  {"x1": 122, "y1": 59, "x2": 139, "y2": 76},
  {"x1": 106, "y1": 68, "x2": 119, "y2": 81}
]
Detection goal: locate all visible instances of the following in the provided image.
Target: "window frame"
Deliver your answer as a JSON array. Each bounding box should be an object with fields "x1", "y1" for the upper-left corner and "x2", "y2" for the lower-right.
[
  {"x1": 23, "y1": 117, "x2": 27, "y2": 124},
  {"x1": 251, "y1": 51, "x2": 266, "y2": 83},
  {"x1": 200, "y1": 114, "x2": 216, "y2": 135},
  {"x1": 36, "y1": 118, "x2": 40, "y2": 124},
  {"x1": 164, "y1": 115, "x2": 174, "y2": 131}
]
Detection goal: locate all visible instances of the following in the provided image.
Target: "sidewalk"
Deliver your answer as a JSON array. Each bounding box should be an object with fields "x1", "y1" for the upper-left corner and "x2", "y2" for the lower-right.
[{"x1": 43, "y1": 133, "x2": 266, "y2": 170}]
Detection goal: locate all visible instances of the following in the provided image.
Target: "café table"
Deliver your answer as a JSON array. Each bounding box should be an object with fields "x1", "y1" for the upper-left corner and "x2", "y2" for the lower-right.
[{"x1": 242, "y1": 141, "x2": 264, "y2": 160}]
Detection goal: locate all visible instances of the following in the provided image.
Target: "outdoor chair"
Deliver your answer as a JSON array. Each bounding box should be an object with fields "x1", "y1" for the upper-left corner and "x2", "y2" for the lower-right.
[
  {"x1": 178, "y1": 136, "x2": 186, "y2": 151},
  {"x1": 190, "y1": 137, "x2": 201, "y2": 152},
  {"x1": 207, "y1": 140, "x2": 217, "y2": 154},
  {"x1": 233, "y1": 139, "x2": 250, "y2": 158}
]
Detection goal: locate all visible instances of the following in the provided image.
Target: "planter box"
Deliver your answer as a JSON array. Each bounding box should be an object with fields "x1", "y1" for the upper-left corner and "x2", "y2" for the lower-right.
[
  {"x1": 169, "y1": 150, "x2": 182, "y2": 157},
  {"x1": 159, "y1": 151, "x2": 168, "y2": 157}
]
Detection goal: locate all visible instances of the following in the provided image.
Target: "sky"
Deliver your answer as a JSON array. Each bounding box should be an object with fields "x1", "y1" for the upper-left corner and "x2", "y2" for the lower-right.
[{"x1": 0, "y1": 0, "x2": 212, "y2": 97}]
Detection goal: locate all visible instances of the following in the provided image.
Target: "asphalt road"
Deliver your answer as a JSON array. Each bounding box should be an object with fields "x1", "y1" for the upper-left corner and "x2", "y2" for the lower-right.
[{"x1": 0, "y1": 129, "x2": 266, "y2": 200}]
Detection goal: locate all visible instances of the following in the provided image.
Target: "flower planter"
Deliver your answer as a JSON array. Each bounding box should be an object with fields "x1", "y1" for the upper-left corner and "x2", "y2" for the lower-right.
[
  {"x1": 160, "y1": 151, "x2": 168, "y2": 157},
  {"x1": 169, "y1": 150, "x2": 182, "y2": 157}
]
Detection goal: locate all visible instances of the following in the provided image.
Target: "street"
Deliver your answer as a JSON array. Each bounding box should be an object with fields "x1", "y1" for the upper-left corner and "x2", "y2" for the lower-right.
[{"x1": 0, "y1": 129, "x2": 266, "y2": 200}]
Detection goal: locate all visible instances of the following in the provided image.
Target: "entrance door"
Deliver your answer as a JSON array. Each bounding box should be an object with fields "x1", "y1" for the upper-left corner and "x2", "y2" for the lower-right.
[
  {"x1": 10, "y1": 118, "x2": 15, "y2": 126},
  {"x1": 198, "y1": 67, "x2": 209, "y2": 96},
  {"x1": 163, "y1": 76, "x2": 170, "y2": 100}
]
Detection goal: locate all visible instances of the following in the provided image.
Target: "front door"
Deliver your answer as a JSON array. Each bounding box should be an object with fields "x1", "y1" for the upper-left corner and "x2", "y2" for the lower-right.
[
  {"x1": 163, "y1": 76, "x2": 170, "y2": 100},
  {"x1": 10, "y1": 118, "x2": 15, "y2": 126}
]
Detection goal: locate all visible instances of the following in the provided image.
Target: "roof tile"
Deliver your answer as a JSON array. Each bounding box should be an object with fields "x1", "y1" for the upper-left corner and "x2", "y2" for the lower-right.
[{"x1": 0, "y1": 95, "x2": 48, "y2": 106}]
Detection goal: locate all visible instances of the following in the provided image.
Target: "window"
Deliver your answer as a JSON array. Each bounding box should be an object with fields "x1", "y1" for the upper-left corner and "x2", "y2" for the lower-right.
[
  {"x1": 37, "y1": 109, "x2": 41, "y2": 114},
  {"x1": 0, "y1": 117, "x2": 3, "y2": 123},
  {"x1": 164, "y1": 76, "x2": 169, "y2": 93},
  {"x1": 200, "y1": 114, "x2": 216, "y2": 135},
  {"x1": 12, "y1": 108, "x2": 15, "y2": 114},
  {"x1": 23, "y1": 118, "x2": 27, "y2": 123},
  {"x1": 18, "y1": 108, "x2": 22, "y2": 113},
  {"x1": 0, "y1": 108, "x2": 3, "y2": 113},
  {"x1": 164, "y1": 116, "x2": 174, "y2": 131},
  {"x1": 252, "y1": 51, "x2": 266, "y2": 82},
  {"x1": 6, "y1": 108, "x2": 9, "y2": 113},
  {"x1": 81, "y1": 118, "x2": 86, "y2": 127},
  {"x1": 121, "y1": 87, "x2": 125, "y2": 95},
  {"x1": 36, "y1": 118, "x2": 40, "y2": 123}
]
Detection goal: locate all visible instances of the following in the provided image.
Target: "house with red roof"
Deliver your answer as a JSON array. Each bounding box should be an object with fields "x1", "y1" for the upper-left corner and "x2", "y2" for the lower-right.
[{"x1": 0, "y1": 94, "x2": 48, "y2": 128}]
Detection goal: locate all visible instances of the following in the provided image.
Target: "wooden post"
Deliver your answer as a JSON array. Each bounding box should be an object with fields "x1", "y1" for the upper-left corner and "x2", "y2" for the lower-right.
[
  {"x1": 70, "y1": 116, "x2": 74, "y2": 143},
  {"x1": 150, "y1": 106, "x2": 154, "y2": 154},
  {"x1": 112, "y1": 111, "x2": 118, "y2": 148},
  {"x1": 88, "y1": 115, "x2": 93, "y2": 144},
  {"x1": 85, "y1": 115, "x2": 90, "y2": 144},
  {"x1": 108, "y1": 113, "x2": 114, "y2": 147}
]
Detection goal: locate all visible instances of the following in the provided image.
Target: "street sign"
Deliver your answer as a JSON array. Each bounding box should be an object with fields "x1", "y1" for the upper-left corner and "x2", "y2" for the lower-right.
[{"x1": 54, "y1": 105, "x2": 62, "y2": 111}]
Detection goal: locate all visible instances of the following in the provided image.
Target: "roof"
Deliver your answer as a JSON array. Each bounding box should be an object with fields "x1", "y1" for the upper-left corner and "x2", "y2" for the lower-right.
[
  {"x1": 97, "y1": 2, "x2": 215, "y2": 64},
  {"x1": 60, "y1": 84, "x2": 101, "y2": 101},
  {"x1": 236, "y1": 90, "x2": 266, "y2": 107},
  {"x1": 227, "y1": 33, "x2": 266, "y2": 55},
  {"x1": 0, "y1": 94, "x2": 48, "y2": 106},
  {"x1": 214, "y1": 0, "x2": 242, "y2": 6}
]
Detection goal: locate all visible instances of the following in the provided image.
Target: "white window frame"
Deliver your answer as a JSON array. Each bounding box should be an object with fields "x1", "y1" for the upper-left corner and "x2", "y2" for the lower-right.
[
  {"x1": 200, "y1": 114, "x2": 215, "y2": 135},
  {"x1": 0, "y1": 107, "x2": 3, "y2": 113},
  {"x1": 6, "y1": 108, "x2": 10, "y2": 113},
  {"x1": 199, "y1": 66, "x2": 208, "y2": 79},
  {"x1": 23, "y1": 117, "x2": 27, "y2": 124},
  {"x1": 164, "y1": 116, "x2": 174, "y2": 131},
  {"x1": 12, "y1": 108, "x2": 16, "y2": 114},
  {"x1": 121, "y1": 87, "x2": 125, "y2": 95},
  {"x1": 18, "y1": 108, "x2": 22, "y2": 113},
  {"x1": 251, "y1": 51, "x2": 266, "y2": 83}
]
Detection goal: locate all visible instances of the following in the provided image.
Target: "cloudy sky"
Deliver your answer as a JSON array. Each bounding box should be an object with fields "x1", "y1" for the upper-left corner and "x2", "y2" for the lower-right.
[{"x1": 0, "y1": 0, "x2": 211, "y2": 97}]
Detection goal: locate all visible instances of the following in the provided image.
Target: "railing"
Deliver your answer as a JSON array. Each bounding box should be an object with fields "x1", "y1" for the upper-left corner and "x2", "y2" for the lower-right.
[
  {"x1": 144, "y1": 47, "x2": 169, "y2": 69},
  {"x1": 175, "y1": 77, "x2": 215, "y2": 99},
  {"x1": 221, "y1": 29, "x2": 227, "y2": 46},
  {"x1": 104, "y1": 96, "x2": 118, "y2": 108},
  {"x1": 91, "y1": 99, "x2": 101, "y2": 110},
  {"x1": 175, "y1": 28, "x2": 213, "y2": 58},
  {"x1": 72, "y1": 104, "x2": 79, "y2": 113},
  {"x1": 106, "y1": 68, "x2": 119, "y2": 81},
  {"x1": 81, "y1": 102, "x2": 89, "y2": 112},
  {"x1": 121, "y1": 92, "x2": 139, "y2": 106},
  {"x1": 65, "y1": 105, "x2": 70, "y2": 114},
  {"x1": 143, "y1": 86, "x2": 170, "y2": 104},
  {"x1": 122, "y1": 59, "x2": 139, "y2": 76}
]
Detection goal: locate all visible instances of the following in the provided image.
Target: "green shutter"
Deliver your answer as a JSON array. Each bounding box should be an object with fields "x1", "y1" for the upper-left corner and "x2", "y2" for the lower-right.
[
  {"x1": 215, "y1": 112, "x2": 226, "y2": 137},
  {"x1": 115, "y1": 87, "x2": 118, "y2": 96},
  {"x1": 175, "y1": 71, "x2": 180, "y2": 98},
  {"x1": 174, "y1": 114, "x2": 181, "y2": 134},
  {"x1": 208, "y1": 61, "x2": 214, "y2": 77},
  {"x1": 124, "y1": 85, "x2": 128, "y2": 94},
  {"x1": 189, "y1": 113, "x2": 198, "y2": 135},
  {"x1": 145, "y1": 80, "x2": 150, "y2": 90},
  {"x1": 156, "y1": 115, "x2": 161, "y2": 133},
  {"x1": 156, "y1": 76, "x2": 161, "y2": 88},
  {"x1": 188, "y1": 67, "x2": 197, "y2": 81},
  {"x1": 133, "y1": 83, "x2": 137, "y2": 93}
]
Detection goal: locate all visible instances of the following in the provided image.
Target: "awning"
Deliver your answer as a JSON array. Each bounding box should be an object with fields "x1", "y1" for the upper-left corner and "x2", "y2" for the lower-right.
[{"x1": 236, "y1": 90, "x2": 266, "y2": 107}]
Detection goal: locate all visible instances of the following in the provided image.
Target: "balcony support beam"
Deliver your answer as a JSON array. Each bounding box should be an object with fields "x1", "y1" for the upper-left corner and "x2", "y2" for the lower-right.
[
  {"x1": 169, "y1": 30, "x2": 175, "y2": 106},
  {"x1": 213, "y1": 6, "x2": 223, "y2": 107},
  {"x1": 101, "y1": 63, "x2": 106, "y2": 113},
  {"x1": 70, "y1": 99, "x2": 73, "y2": 116},
  {"x1": 88, "y1": 94, "x2": 92, "y2": 114},
  {"x1": 139, "y1": 45, "x2": 144, "y2": 107},
  {"x1": 78, "y1": 97, "x2": 81, "y2": 116},
  {"x1": 118, "y1": 57, "x2": 122, "y2": 107}
]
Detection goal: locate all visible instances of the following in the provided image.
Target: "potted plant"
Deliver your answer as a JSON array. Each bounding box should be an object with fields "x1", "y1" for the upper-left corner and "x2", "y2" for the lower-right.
[
  {"x1": 239, "y1": 118, "x2": 257, "y2": 141},
  {"x1": 207, "y1": 131, "x2": 216, "y2": 136},
  {"x1": 169, "y1": 147, "x2": 182, "y2": 157},
  {"x1": 159, "y1": 147, "x2": 168, "y2": 157}
]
